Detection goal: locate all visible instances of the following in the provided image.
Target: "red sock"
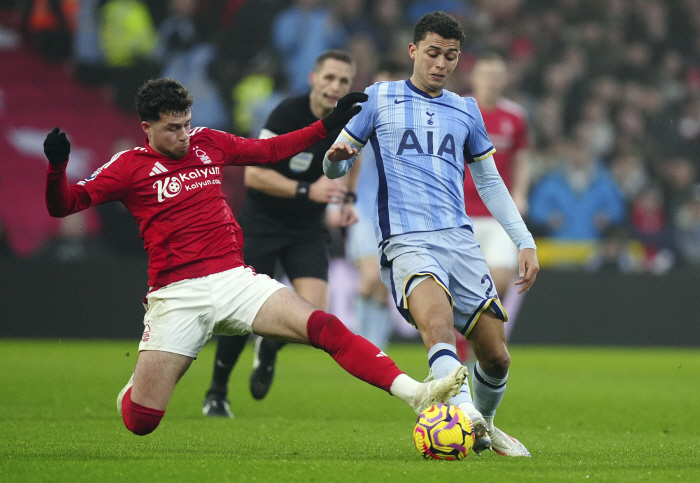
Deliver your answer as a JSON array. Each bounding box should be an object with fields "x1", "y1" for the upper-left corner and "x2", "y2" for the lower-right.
[
  {"x1": 306, "y1": 310, "x2": 403, "y2": 393},
  {"x1": 121, "y1": 387, "x2": 165, "y2": 436}
]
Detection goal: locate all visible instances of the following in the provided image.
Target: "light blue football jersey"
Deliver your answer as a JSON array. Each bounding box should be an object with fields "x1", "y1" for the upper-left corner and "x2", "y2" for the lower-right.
[{"x1": 342, "y1": 79, "x2": 495, "y2": 243}]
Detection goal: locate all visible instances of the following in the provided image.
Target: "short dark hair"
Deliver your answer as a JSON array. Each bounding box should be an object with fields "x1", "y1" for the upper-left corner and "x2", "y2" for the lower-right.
[
  {"x1": 413, "y1": 11, "x2": 466, "y2": 47},
  {"x1": 314, "y1": 50, "x2": 355, "y2": 71},
  {"x1": 136, "y1": 78, "x2": 193, "y2": 122}
]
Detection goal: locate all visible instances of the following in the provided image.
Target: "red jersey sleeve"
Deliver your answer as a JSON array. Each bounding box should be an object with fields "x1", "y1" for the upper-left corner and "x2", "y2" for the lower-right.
[
  {"x1": 200, "y1": 121, "x2": 327, "y2": 166},
  {"x1": 45, "y1": 151, "x2": 132, "y2": 217}
]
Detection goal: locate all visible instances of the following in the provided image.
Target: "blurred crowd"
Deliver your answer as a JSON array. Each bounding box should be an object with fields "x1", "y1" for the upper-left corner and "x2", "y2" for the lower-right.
[{"x1": 1, "y1": 0, "x2": 699, "y2": 272}]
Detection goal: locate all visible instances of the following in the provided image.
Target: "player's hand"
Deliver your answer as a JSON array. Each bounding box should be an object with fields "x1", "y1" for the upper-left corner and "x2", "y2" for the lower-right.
[
  {"x1": 321, "y1": 92, "x2": 368, "y2": 131},
  {"x1": 43, "y1": 127, "x2": 71, "y2": 166},
  {"x1": 515, "y1": 248, "x2": 539, "y2": 294},
  {"x1": 309, "y1": 176, "x2": 346, "y2": 204},
  {"x1": 326, "y1": 142, "x2": 358, "y2": 163}
]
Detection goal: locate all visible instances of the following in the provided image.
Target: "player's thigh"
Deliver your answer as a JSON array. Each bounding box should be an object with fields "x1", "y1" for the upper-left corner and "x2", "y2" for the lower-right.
[
  {"x1": 379, "y1": 232, "x2": 454, "y2": 344},
  {"x1": 251, "y1": 287, "x2": 317, "y2": 344},
  {"x1": 291, "y1": 277, "x2": 329, "y2": 311},
  {"x1": 140, "y1": 277, "x2": 217, "y2": 358},
  {"x1": 406, "y1": 276, "x2": 456, "y2": 348},
  {"x1": 132, "y1": 350, "x2": 193, "y2": 410},
  {"x1": 211, "y1": 266, "x2": 287, "y2": 337}
]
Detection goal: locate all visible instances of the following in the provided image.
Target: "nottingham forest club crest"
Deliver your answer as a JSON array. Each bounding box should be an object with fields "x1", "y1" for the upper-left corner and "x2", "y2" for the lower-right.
[{"x1": 194, "y1": 146, "x2": 212, "y2": 164}]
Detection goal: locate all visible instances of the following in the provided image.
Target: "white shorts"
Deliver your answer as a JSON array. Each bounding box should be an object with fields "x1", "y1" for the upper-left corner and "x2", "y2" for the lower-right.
[
  {"x1": 346, "y1": 217, "x2": 378, "y2": 262},
  {"x1": 379, "y1": 226, "x2": 507, "y2": 337},
  {"x1": 471, "y1": 217, "x2": 519, "y2": 270},
  {"x1": 139, "y1": 266, "x2": 285, "y2": 358}
]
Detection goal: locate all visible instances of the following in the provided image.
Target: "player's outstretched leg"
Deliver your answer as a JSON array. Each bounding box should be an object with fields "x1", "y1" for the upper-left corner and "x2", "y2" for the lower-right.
[
  {"x1": 469, "y1": 311, "x2": 530, "y2": 457},
  {"x1": 250, "y1": 289, "x2": 466, "y2": 413}
]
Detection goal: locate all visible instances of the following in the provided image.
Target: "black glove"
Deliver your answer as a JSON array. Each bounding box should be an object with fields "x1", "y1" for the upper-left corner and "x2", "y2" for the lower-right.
[
  {"x1": 43, "y1": 127, "x2": 71, "y2": 166},
  {"x1": 321, "y1": 92, "x2": 369, "y2": 132}
]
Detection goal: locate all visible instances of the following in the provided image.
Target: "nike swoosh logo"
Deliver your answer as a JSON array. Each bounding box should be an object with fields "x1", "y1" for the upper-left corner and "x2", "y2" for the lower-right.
[{"x1": 394, "y1": 99, "x2": 411, "y2": 104}]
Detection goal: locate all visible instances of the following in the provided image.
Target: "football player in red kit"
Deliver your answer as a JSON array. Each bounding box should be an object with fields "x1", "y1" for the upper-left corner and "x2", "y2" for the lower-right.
[{"x1": 43, "y1": 78, "x2": 466, "y2": 436}]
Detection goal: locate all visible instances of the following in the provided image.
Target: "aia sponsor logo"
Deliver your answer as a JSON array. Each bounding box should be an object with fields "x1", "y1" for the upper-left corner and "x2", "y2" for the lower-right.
[{"x1": 142, "y1": 323, "x2": 151, "y2": 342}]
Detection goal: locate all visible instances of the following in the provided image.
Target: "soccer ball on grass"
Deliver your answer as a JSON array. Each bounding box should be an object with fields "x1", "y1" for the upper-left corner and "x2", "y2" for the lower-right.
[{"x1": 413, "y1": 404, "x2": 475, "y2": 460}]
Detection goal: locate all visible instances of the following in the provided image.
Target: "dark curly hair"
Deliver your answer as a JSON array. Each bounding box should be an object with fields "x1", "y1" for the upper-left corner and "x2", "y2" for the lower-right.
[
  {"x1": 136, "y1": 78, "x2": 193, "y2": 122},
  {"x1": 413, "y1": 11, "x2": 466, "y2": 47}
]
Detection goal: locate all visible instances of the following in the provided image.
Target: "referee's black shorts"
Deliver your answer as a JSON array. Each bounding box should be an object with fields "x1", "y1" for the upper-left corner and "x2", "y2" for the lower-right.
[{"x1": 242, "y1": 233, "x2": 330, "y2": 282}]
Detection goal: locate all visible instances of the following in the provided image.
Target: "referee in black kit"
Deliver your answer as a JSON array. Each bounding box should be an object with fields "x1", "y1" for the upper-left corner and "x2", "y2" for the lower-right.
[{"x1": 203, "y1": 50, "x2": 359, "y2": 417}]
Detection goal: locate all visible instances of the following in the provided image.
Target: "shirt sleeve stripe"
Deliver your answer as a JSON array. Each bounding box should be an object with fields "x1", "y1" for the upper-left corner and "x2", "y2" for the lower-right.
[
  {"x1": 342, "y1": 128, "x2": 366, "y2": 147},
  {"x1": 471, "y1": 147, "x2": 496, "y2": 162}
]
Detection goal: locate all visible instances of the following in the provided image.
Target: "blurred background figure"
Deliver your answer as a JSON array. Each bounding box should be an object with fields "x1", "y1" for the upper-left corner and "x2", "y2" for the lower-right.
[
  {"x1": 463, "y1": 52, "x2": 530, "y2": 343},
  {"x1": 529, "y1": 133, "x2": 626, "y2": 242}
]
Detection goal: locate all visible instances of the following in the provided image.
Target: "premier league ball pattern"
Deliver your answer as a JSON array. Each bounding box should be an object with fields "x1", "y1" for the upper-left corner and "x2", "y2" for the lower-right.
[{"x1": 413, "y1": 404, "x2": 475, "y2": 460}]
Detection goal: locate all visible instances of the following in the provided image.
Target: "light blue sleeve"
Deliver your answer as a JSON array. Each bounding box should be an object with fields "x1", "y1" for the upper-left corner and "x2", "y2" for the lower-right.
[
  {"x1": 464, "y1": 97, "x2": 496, "y2": 163},
  {"x1": 323, "y1": 84, "x2": 378, "y2": 179},
  {"x1": 468, "y1": 155, "x2": 536, "y2": 250}
]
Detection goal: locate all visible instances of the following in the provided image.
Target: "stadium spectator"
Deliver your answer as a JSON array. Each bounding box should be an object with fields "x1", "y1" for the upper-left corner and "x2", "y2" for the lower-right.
[
  {"x1": 156, "y1": 0, "x2": 228, "y2": 130},
  {"x1": 675, "y1": 184, "x2": 700, "y2": 266},
  {"x1": 43, "y1": 78, "x2": 467, "y2": 436},
  {"x1": 529, "y1": 134, "x2": 626, "y2": 241},
  {"x1": 272, "y1": 0, "x2": 346, "y2": 94},
  {"x1": 98, "y1": 0, "x2": 159, "y2": 110}
]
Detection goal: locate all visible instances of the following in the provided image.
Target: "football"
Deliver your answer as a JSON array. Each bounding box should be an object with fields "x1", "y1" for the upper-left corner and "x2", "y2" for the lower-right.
[{"x1": 413, "y1": 404, "x2": 475, "y2": 460}]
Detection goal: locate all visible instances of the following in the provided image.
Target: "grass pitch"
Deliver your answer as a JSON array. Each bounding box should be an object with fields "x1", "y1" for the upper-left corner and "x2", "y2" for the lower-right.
[{"x1": 1, "y1": 340, "x2": 699, "y2": 482}]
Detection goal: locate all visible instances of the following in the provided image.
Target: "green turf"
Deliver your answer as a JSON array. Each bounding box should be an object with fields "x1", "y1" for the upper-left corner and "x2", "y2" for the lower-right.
[{"x1": 1, "y1": 340, "x2": 699, "y2": 482}]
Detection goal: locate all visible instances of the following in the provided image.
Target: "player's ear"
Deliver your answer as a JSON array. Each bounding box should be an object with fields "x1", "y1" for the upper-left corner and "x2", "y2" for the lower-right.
[
  {"x1": 408, "y1": 43, "x2": 417, "y2": 60},
  {"x1": 141, "y1": 121, "x2": 151, "y2": 136},
  {"x1": 308, "y1": 71, "x2": 315, "y2": 88}
]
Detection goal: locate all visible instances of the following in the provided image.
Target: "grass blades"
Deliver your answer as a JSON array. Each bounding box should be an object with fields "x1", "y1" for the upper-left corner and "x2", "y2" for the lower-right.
[{"x1": 1, "y1": 340, "x2": 699, "y2": 482}]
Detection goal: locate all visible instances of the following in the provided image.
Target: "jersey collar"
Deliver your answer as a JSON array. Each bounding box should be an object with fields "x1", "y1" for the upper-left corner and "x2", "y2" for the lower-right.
[{"x1": 406, "y1": 79, "x2": 444, "y2": 100}]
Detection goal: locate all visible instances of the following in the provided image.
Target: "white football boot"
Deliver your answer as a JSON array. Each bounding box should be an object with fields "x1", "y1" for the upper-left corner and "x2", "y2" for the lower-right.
[
  {"x1": 116, "y1": 374, "x2": 134, "y2": 417},
  {"x1": 411, "y1": 365, "x2": 468, "y2": 414},
  {"x1": 486, "y1": 419, "x2": 531, "y2": 457},
  {"x1": 458, "y1": 403, "x2": 492, "y2": 455}
]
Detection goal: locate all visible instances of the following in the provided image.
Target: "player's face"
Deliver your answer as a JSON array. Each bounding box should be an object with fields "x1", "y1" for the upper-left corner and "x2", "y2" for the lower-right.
[
  {"x1": 409, "y1": 33, "x2": 461, "y2": 96},
  {"x1": 142, "y1": 111, "x2": 192, "y2": 160},
  {"x1": 471, "y1": 59, "x2": 508, "y2": 103},
  {"x1": 309, "y1": 58, "x2": 354, "y2": 118}
]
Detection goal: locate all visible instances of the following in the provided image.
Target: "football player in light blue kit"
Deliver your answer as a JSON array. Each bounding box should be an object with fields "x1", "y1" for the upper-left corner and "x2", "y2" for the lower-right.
[{"x1": 323, "y1": 12, "x2": 539, "y2": 457}]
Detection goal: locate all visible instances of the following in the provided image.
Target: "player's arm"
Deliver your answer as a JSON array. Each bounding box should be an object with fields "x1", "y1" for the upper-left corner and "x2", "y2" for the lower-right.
[
  {"x1": 44, "y1": 128, "x2": 91, "y2": 217},
  {"x1": 323, "y1": 131, "x2": 364, "y2": 179},
  {"x1": 468, "y1": 155, "x2": 539, "y2": 291},
  {"x1": 223, "y1": 93, "x2": 367, "y2": 166}
]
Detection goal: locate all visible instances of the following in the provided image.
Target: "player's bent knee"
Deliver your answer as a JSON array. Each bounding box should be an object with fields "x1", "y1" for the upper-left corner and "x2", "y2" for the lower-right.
[
  {"x1": 480, "y1": 352, "x2": 510, "y2": 378},
  {"x1": 122, "y1": 391, "x2": 166, "y2": 436}
]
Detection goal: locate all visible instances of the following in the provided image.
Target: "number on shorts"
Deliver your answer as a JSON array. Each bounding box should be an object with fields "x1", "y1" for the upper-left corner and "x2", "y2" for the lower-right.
[{"x1": 481, "y1": 274, "x2": 494, "y2": 298}]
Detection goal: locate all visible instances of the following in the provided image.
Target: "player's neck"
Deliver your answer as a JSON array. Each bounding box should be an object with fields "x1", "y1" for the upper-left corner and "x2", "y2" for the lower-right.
[{"x1": 409, "y1": 75, "x2": 443, "y2": 98}]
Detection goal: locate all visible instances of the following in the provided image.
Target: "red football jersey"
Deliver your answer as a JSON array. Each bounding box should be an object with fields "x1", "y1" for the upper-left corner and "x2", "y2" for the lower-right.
[
  {"x1": 463, "y1": 99, "x2": 528, "y2": 217},
  {"x1": 46, "y1": 122, "x2": 326, "y2": 288}
]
